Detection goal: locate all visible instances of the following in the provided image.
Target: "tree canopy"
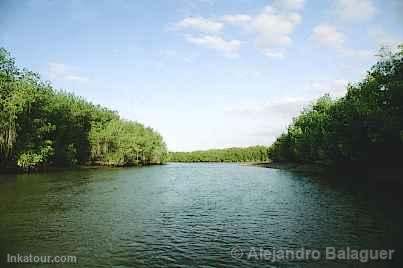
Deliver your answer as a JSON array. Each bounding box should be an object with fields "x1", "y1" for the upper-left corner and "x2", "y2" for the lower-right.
[
  {"x1": 2, "y1": 45, "x2": 402, "y2": 171},
  {"x1": 268, "y1": 46, "x2": 403, "y2": 168},
  {"x1": 169, "y1": 146, "x2": 269, "y2": 162},
  {"x1": 0, "y1": 48, "x2": 167, "y2": 171}
]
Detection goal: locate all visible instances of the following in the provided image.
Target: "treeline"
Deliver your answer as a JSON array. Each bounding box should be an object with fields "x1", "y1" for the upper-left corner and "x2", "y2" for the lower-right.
[
  {"x1": 0, "y1": 48, "x2": 167, "y2": 171},
  {"x1": 268, "y1": 46, "x2": 403, "y2": 168},
  {"x1": 169, "y1": 146, "x2": 269, "y2": 162}
]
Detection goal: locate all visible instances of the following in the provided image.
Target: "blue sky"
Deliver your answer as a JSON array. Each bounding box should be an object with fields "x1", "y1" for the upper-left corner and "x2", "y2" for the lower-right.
[{"x1": 1, "y1": 0, "x2": 402, "y2": 151}]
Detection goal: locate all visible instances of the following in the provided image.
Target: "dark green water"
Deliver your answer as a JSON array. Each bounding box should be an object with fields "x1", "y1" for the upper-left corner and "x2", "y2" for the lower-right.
[{"x1": 0, "y1": 163, "x2": 402, "y2": 267}]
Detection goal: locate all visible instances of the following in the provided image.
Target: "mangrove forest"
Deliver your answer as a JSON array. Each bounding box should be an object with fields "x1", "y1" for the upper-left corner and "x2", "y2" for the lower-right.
[
  {"x1": 268, "y1": 46, "x2": 403, "y2": 168},
  {"x1": 169, "y1": 146, "x2": 269, "y2": 163},
  {"x1": 0, "y1": 48, "x2": 168, "y2": 171}
]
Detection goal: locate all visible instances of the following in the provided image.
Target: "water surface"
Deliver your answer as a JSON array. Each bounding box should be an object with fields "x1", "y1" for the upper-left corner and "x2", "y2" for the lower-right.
[{"x1": 0, "y1": 163, "x2": 401, "y2": 267}]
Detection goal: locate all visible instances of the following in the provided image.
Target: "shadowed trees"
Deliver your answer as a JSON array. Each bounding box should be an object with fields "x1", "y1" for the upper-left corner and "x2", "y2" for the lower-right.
[{"x1": 268, "y1": 46, "x2": 403, "y2": 168}]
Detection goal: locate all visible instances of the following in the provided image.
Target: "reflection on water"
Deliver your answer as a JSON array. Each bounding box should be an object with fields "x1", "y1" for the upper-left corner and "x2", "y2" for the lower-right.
[{"x1": 0, "y1": 163, "x2": 402, "y2": 267}]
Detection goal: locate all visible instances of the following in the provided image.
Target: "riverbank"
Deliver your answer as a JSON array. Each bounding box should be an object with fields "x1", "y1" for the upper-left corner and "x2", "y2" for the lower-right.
[
  {"x1": 251, "y1": 161, "x2": 328, "y2": 174},
  {"x1": 0, "y1": 165, "x2": 117, "y2": 175},
  {"x1": 0, "y1": 162, "x2": 166, "y2": 175},
  {"x1": 253, "y1": 161, "x2": 403, "y2": 186}
]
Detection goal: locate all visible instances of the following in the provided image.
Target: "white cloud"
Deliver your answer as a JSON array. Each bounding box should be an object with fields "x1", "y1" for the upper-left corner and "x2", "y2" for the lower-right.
[
  {"x1": 306, "y1": 79, "x2": 349, "y2": 97},
  {"x1": 174, "y1": 17, "x2": 223, "y2": 33},
  {"x1": 224, "y1": 77, "x2": 349, "y2": 142},
  {"x1": 226, "y1": 78, "x2": 349, "y2": 119},
  {"x1": 172, "y1": 1, "x2": 304, "y2": 59},
  {"x1": 223, "y1": 97, "x2": 307, "y2": 143},
  {"x1": 311, "y1": 23, "x2": 373, "y2": 58},
  {"x1": 368, "y1": 27, "x2": 403, "y2": 52},
  {"x1": 226, "y1": 3, "x2": 303, "y2": 58},
  {"x1": 272, "y1": 0, "x2": 305, "y2": 11},
  {"x1": 225, "y1": 96, "x2": 311, "y2": 119},
  {"x1": 173, "y1": 1, "x2": 304, "y2": 59},
  {"x1": 334, "y1": 0, "x2": 377, "y2": 23},
  {"x1": 48, "y1": 62, "x2": 88, "y2": 83},
  {"x1": 312, "y1": 24, "x2": 345, "y2": 49},
  {"x1": 222, "y1": 14, "x2": 252, "y2": 24},
  {"x1": 341, "y1": 48, "x2": 373, "y2": 59},
  {"x1": 252, "y1": 6, "x2": 301, "y2": 49},
  {"x1": 185, "y1": 35, "x2": 241, "y2": 57},
  {"x1": 261, "y1": 48, "x2": 286, "y2": 58}
]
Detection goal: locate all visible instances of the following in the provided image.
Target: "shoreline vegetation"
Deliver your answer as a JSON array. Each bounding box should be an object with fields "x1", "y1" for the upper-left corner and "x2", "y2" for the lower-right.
[
  {"x1": 168, "y1": 146, "x2": 269, "y2": 163},
  {"x1": 266, "y1": 46, "x2": 403, "y2": 174},
  {"x1": 168, "y1": 46, "x2": 403, "y2": 184},
  {"x1": 251, "y1": 161, "x2": 403, "y2": 182},
  {"x1": 0, "y1": 48, "x2": 168, "y2": 173},
  {"x1": 1, "y1": 46, "x2": 402, "y2": 177},
  {"x1": 0, "y1": 163, "x2": 166, "y2": 175}
]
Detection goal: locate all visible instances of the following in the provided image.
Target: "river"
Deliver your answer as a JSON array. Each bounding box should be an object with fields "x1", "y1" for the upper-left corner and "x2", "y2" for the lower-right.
[{"x1": 0, "y1": 163, "x2": 401, "y2": 267}]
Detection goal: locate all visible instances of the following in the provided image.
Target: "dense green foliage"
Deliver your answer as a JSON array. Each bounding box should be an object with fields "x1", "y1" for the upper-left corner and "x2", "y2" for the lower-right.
[
  {"x1": 3, "y1": 45, "x2": 401, "y2": 171},
  {"x1": 0, "y1": 48, "x2": 167, "y2": 171},
  {"x1": 268, "y1": 46, "x2": 403, "y2": 167},
  {"x1": 89, "y1": 119, "x2": 167, "y2": 166},
  {"x1": 169, "y1": 146, "x2": 269, "y2": 162}
]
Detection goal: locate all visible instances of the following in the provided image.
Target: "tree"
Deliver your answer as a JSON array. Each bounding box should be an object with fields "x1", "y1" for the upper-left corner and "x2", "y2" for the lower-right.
[
  {"x1": 268, "y1": 45, "x2": 403, "y2": 168},
  {"x1": 0, "y1": 48, "x2": 168, "y2": 171}
]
